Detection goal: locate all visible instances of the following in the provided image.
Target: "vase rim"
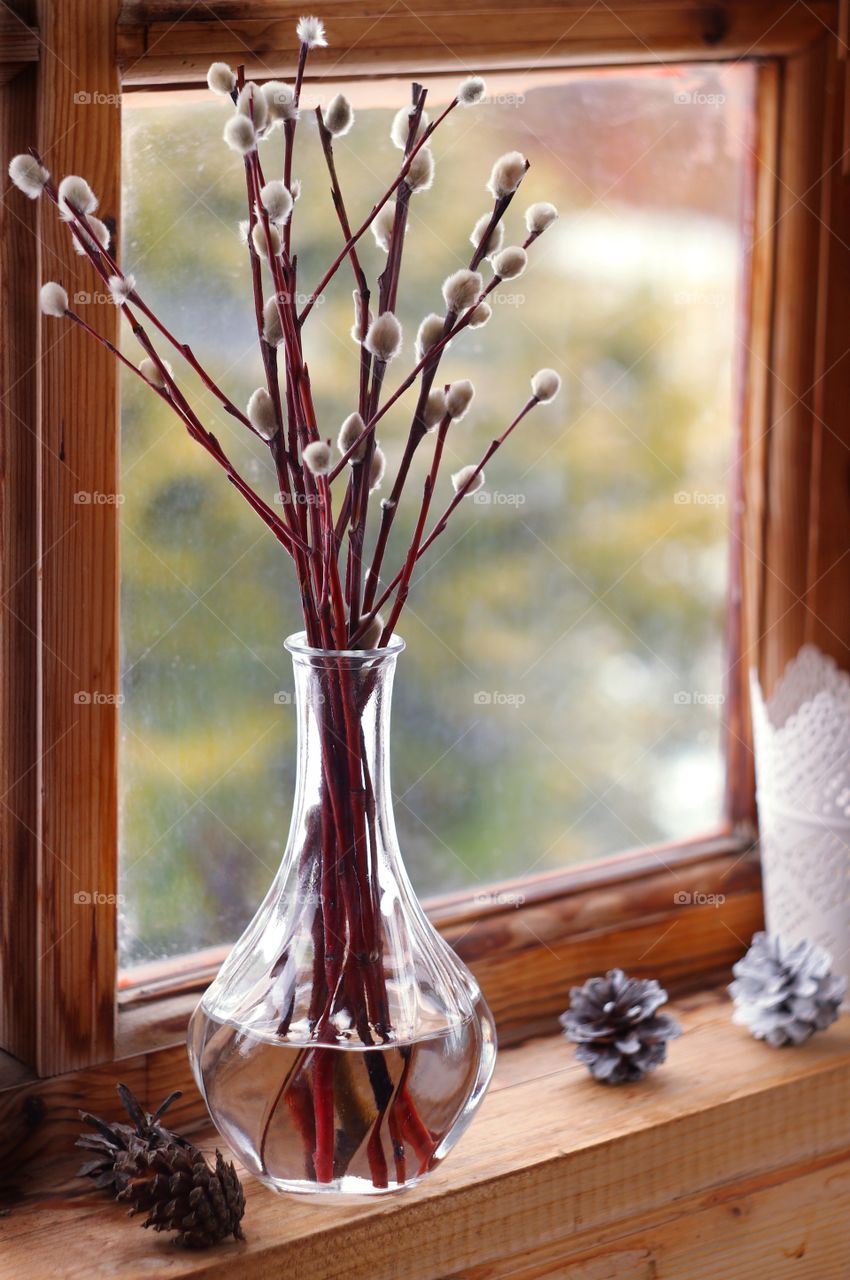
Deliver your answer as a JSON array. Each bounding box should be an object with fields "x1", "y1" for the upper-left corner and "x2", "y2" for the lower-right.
[{"x1": 284, "y1": 630, "x2": 405, "y2": 660}]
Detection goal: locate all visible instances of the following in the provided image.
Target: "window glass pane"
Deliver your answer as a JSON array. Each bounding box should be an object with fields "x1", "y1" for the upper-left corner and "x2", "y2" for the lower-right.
[{"x1": 119, "y1": 64, "x2": 754, "y2": 967}]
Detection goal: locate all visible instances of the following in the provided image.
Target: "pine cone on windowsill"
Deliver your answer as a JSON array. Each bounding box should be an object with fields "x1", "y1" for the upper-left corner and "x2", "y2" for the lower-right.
[
  {"x1": 77, "y1": 1084, "x2": 246, "y2": 1249},
  {"x1": 560, "y1": 969, "x2": 681, "y2": 1084}
]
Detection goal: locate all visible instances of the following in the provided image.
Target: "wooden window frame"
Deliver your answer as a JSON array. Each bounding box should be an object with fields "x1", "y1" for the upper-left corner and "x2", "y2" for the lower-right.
[{"x1": 2, "y1": 0, "x2": 850, "y2": 1148}]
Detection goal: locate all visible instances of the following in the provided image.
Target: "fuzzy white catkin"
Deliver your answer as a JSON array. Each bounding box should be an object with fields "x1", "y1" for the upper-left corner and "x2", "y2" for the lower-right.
[
  {"x1": 236, "y1": 82, "x2": 269, "y2": 133},
  {"x1": 369, "y1": 446, "x2": 386, "y2": 491},
  {"x1": 57, "y1": 174, "x2": 97, "y2": 219},
  {"x1": 468, "y1": 302, "x2": 491, "y2": 329},
  {"x1": 324, "y1": 93, "x2": 354, "y2": 137},
  {"x1": 469, "y1": 213, "x2": 504, "y2": 260},
  {"x1": 452, "y1": 464, "x2": 484, "y2": 495},
  {"x1": 247, "y1": 387, "x2": 277, "y2": 439},
  {"x1": 8, "y1": 154, "x2": 49, "y2": 199},
  {"x1": 39, "y1": 282, "x2": 68, "y2": 318},
  {"x1": 487, "y1": 151, "x2": 527, "y2": 199},
  {"x1": 302, "y1": 440, "x2": 332, "y2": 475},
  {"x1": 71, "y1": 215, "x2": 111, "y2": 256},
  {"x1": 263, "y1": 296, "x2": 284, "y2": 346},
  {"x1": 446, "y1": 380, "x2": 475, "y2": 421},
  {"x1": 296, "y1": 15, "x2": 327, "y2": 47},
  {"x1": 338, "y1": 412, "x2": 368, "y2": 461},
  {"x1": 458, "y1": 76, "x2": 487, "y2": 106},
  {"x1": 371, "y1": 201, "x2": 398, "y2": 253},
  {"x1": 442, "y1": 269, "x2": 483, "y2": 313},
  {"x1": 358, "y1": 613, "x2": 385, "y2": 649},
  {"x1": 423, "y1": 389, "x2": 447, "y2": 431},
  {"x1": 525, "y1": 201, "x2": 558, "y2": 235},
  {"x1": 365, "y1": 312, "x2": 403, "y2": 362},
  {"x1": 139, "y1": 357, "x2": 173, "y2": 390},
  {"x1": 207, "y1": 62, "x2": 236, "y2": 96},
  {"x1": 223, "y1": 114, "x2": 256, "y2": 154},
  {"x1": 531, "y1": 368, "x2": 561, "y2": 402},
  {"x1": 492, "y1": 246, "x2": 527, "y2": 280},
  {"x1": 390, "y1": 105, "x2": 428, "y2": 150},
  {"x1": 350, "y1": 292, "x2": 372, "y2": 343},
  {"x1": 259, "y1": 180, "x2": 293, "y2": 225},
  {"x1": 405, "y1": 147, "x2": 434, "y2": 194},
  {"x1": 264, "y1": 81, "x2": 298, "y2": 124},
  {"x1": 108, "y1": 274, "x2": 135, "y2": 306},
  {"x1": 251, "y1": 220, "x2": 282, "y2": 260},
  {"x1": 416, "y1": 313, "x2": 445, "y2": 360}
]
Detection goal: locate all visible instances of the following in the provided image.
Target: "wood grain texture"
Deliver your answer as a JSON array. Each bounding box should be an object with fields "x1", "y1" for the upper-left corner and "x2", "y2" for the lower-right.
[
  {"x1": 3, "y1": 991, "x2": 850, "y2": 1279},
  {"x1": 33, "y1": 0, "x2": 121, "y2": 1074},
  {"x1": 115, "y1": 0, "x2": 838, "y2": 86},
  {"x1": 0, "y1": 63, "x2": 40, "y2": 1065}
]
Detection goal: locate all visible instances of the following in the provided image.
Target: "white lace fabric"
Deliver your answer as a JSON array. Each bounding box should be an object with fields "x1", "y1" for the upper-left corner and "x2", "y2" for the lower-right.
[{"x1": 751, "y1": 645, "x2": 850, "y2": 1000}]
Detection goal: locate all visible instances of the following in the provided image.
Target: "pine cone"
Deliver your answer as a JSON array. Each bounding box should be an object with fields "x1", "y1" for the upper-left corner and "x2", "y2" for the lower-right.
[
  {"x1": 729, "y1": 932, "x2": 846, "y2": 1047},
  {"x1": 77, "y1": 1084, "x2": 188, "y2": 1191},
  {"x1": 118, "y1": 1144, "x2": 246, "y2": 1249},
  {"x1": 560, "y1": 968, "x2": 681, "y2": 1084}
]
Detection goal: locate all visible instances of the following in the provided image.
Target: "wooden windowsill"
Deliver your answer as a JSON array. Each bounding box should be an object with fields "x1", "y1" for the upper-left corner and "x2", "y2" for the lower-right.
[{"x1": 4, "y1": 987, "x2": 850, "y2": 1278}]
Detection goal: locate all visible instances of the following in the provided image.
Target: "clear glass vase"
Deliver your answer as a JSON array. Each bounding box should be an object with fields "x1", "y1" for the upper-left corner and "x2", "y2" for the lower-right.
[{"x1": 188, "y1": 633, "x2": 497, "y2": 1197}]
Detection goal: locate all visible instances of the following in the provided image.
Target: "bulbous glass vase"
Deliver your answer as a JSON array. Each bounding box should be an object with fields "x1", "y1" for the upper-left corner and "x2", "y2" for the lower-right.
[{"x1": 188, "y1": 633, "x2": 496, "y2": 1197}]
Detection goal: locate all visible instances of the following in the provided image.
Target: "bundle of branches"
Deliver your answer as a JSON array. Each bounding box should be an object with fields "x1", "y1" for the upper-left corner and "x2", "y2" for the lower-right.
[{"x1": 9, "y1": 13, "x2": 562, "y2": 1189}]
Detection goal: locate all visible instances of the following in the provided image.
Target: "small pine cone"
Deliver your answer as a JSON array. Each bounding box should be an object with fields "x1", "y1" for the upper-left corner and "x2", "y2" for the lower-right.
[
  {"x1": 76, "y1": 1084, "x2": 187, "y2": 1192},
  {"x1": 729, "y1": 932, "x2": 846, "y2": 1047},
  {"x1": 118, "y1": 1144, "x2": 246, "y2": 1249},
  {"x1": 560, "y1": 969, "x2": 681, "y2": 1084}
]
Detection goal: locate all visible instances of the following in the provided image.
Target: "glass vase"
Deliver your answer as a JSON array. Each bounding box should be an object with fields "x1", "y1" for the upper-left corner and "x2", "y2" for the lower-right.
[{"x1": 188, "y1": 633, "x2": 497, "y2": 1196}]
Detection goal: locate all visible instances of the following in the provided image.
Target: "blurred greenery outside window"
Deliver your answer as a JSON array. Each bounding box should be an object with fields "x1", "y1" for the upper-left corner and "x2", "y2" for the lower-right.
[{"x1": 119, "y1": 63, "x2": 754, "y2": 967}]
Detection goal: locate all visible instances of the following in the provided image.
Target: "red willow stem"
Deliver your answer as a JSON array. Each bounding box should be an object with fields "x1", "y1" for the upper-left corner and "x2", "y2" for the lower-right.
[
  {"x1": 298, "y1": 95, "x2": 460, "y2": 325},
  {"x1": 328, "y1": 274, "x2": 502, "y2": 482},
  {"x1": 379, "y1": 410, "x2": 451, "y2": 644},
  {"x1": 353, "y1": 395, "x2": 540, "y2": 643},
  {"x1": 362, "y1": 172, "x2": 529, "y2": 612}
]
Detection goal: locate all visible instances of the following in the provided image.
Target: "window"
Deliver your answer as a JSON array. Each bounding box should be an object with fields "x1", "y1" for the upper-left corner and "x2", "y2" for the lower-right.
[
  {"x1": 118, "y1": 64, "x2": 753, "y2": 969},
  {"x1": 3, "y1": 0, "x2": 844, "y2": 1085}
]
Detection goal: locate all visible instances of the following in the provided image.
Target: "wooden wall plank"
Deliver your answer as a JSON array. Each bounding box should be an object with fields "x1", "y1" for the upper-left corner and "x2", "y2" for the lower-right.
[
  {"x1": 32, "y1": 0, "x2": 121, "y2": 1074},
  {"x1": 0, "y1": 62, "x2": 40, "y2": 1064}
]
